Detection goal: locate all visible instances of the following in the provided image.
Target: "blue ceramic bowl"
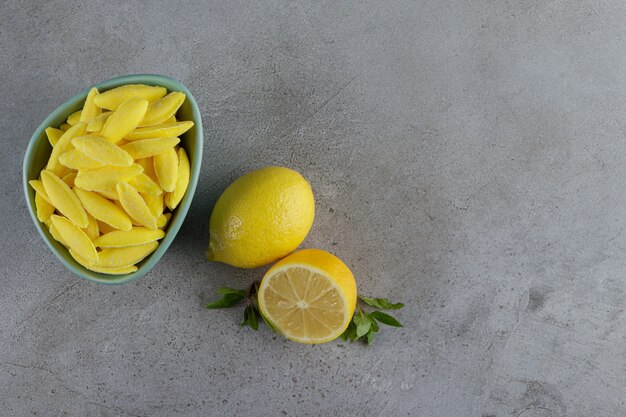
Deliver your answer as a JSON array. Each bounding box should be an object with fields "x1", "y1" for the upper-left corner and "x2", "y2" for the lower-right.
[{"x1": 22, "y1": 74, "x2": 203, "y2": 284}]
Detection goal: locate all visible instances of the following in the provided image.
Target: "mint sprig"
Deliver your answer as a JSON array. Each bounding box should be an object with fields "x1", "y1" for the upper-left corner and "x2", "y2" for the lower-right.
[
  {"x1": 340, "y1": 295, "x2": 404, "y2": 345},
  {"x1": 205, "y1": 281, "x2": 267, "y2": 331}
]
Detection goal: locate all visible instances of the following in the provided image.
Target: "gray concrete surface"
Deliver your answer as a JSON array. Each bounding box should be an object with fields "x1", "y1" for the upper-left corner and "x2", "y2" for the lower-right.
[{"x1": 2, "y1": 0, "x2": 626, "y2": 415}]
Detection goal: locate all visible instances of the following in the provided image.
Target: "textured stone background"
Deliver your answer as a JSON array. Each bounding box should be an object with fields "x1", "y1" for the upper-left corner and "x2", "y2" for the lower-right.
[{"x1": 2, "y1": 0, "x2": 626, "y2": 416}]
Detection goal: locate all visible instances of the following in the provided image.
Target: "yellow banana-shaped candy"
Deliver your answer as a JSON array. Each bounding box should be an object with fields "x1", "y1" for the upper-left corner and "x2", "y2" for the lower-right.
[
  {"x1": 72, "y1": 136, "x2": 133, "y2": 167},
  {"x1": 121, "y1": 137, "x2": 180, "y2": 160},
  {"x1": 66, "y1": 110, "x2": 82, "y2": 126},
  {"x1": 97, "y1": 220, "x2": 117, "y2": 234},
  {"x1": 101, "y1": 97, "x2": 149, "y2": 143},
  {"x1": 35, "y1": 192, "x2": 55, "y2": 222},
  {"x1": 70, "y1": 249, "x2": 138, "y2": 275},
  {"x1": 97, "y1": 189, "x2": 119, "y2": 200},
  {"x1": 128, "y1": 173, "x2": 162, "y2": 195},
  {"x1": 41, "y1": 170, "x2": 88, "y2": 228},
  {"x1": 94, "y1": 228, "x2": 165, "y2": 248},
  {"x1": 138, "y1": 92, "x2": 186, "y2": 127},
  {"x1": 74, "y1": 188, "x2": 133, "y2": 231},
  {"x1": 157, "y1": 213, "x2": 171, "y2": 229},
  {"x1": 82, "y1": 213, "x2": 100, "y2": 241},
  {"x1": 80, "y1": 88, "x2": 101, "y2": 122},
  {"x1": 141, "y1": 192, "x2": 158, "y2": 206},
  {"x1": 49, "y1": 223, "x2": 68, "y2": 247},
  {"x1": 164, "y1": 115, "x2": 176, "y2": 123},
  {"x1": 61, "y1": 172, "x2": 77, "y2": 188},
  {"x1": 48, "y1": 220, "x2": 68, "y2": 248},
  {"x1": 29, "y1": 180, "x2": 52, "y2": 204},
  {"x1": 86, "y1": 111, "x2": 112, "y2": 132},
  {"x1": 58, "y1": 149, "x2": 107, "y2": 170},
  {"x1": 148, "y1": 193, "x2": 164, "y2": 218},
  {"x1": 125, "y1": 121, "x2": 193, "y2": 141},
  {"x1": 50, "y1": 215, "x2": 98, "y2": 264},
  {"x1": 47, "y1": 122, "x2": 87, "y2": 176},
  {"x1": 116, "y1": 182, "x2": 157, "y2": 229},
  {"x1": 59, "y1": 123, "x2": 71, "y2": 132},
  {"x1": 135, "y1": 157, "x2": 158, "y2": 182},
  {"x1": 74, "y1": 164, "x2": 143, "y2": 192},
  {"x1": 153, "y1": 148, "x2": 178, "y2": 192},
  {"x1": 45, "y1": 127, "x2": 64, "y2": 147},
  {"x1": 93, "y1": 84, "x2": 167, "y2": 110},
  {"x1": 96, "y1": 241, "x2": 158, "y2": 268},
  {"x1": 165, "y1": 148, "x2": 190, "y2": 210}
]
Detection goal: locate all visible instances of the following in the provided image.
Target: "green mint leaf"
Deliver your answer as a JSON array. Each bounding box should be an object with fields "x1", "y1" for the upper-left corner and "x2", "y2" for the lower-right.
[
  {"x1": 354, "y1": 310, "x2": 372, "y2": 337},
  {"x1": 358, "y1": 295, "x2": 404, "y2": 310},
  {"x1": 340, "y1": 321, "x2": 358, "y2": 342},
  {"x1": 241, "y1": 304, "x2": 259, "y2": 330},
  {"x1": 205, "y1": 287, "x2": 247, "y2": 309},
  {"x1": 370, "y1": 311, "x2": 403, "y2": 327},
  {"x1": 366, "y1": 328, "x2": 376, "y2": 345},
  {"x1": 249, "y1": 306, "x2": 259, "y2": 330},
  {"x1": 217, "y1": 287, "x2": 247, "y2": 296},
  {"x1": 369, "y1": 316, "x2": 379, "y2": 332}
]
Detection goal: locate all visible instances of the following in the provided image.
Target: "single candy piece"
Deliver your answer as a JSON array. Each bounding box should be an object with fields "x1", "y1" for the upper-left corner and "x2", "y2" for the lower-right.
[
  {"x1": 59, "y1": 123, "x2": 71, "y2": 132},
  {"x1": 121, "y1": 137, "x2": 180, "y2": 160},
  {"x1": 58, "y1": 149, "x2": 107, "y2": 170},
  {"x1": 80, "y1": 88, "x2": 101, "y2": 122},
  {"x1": 66, "y1": 110, "x2": 82, "y2": 126},
  {"x1": 35, "y1": 192, "x2": 55, "y2": 222},
  {"x1": 165, "y1": 148, "x2": 190, "y2": 210},
  {"x1": 72, "y1": 136, "x2": 133, "y2": 167},
  {"x1": 96, "y1": 241, "x2": 159, "y2": 268},
  {"x1": 93, "y1": 84, "x2": 167, "y2": 110},
  {"x1": 128, "y1": 173, "x2": 162, "y2": 195},
  {"x1": 74, "y1": 164, "x2": 143, "y2": 192},
  {"x1": 153, "y1": 148, "x2": 178, "y2": 192},
  {"x1": 157, "y1": 213, "x2": 171, "y2": 229},
  {"x1": 135, "y1": 157, "x2": 158, "y2": 182},
  {"x1": 61, "y1": 172, "x2": 77, "y2": 188},
  {"x1": 41, "y1": 170, "x2": 88, "y2": 228},
  {"x1": 29, "y1": 180, "x2": 52, "y2": 204},
  {"x1": 51, "y1": 215, "x2": 99, "y2": 264},
  {"x1": 125, "y1": 121, "x2": 193, "y2": 141},
  {"x1": 47, "y1": 122, "x2": 87, "y2": 176},
  {"x1": 97, "y1": 220, "x2": 117, "y2": 234},
  {"x1": 138, "y1": 92, "x2": 186, "y2": 127},
  {"x1": 87, "y1": 112, "x2": 112, "y2": 132},
  {"x1": 82, "y1": 213, "x2": 100, "y2": 241},
  {"x1": 100, "y1": 97, "x2": 149, "y2": 143},
  {"x1": 97, "y1": 189, "x2": 119, "y2": 200},
  {"x1": 45, "y1": 127, "x2": 64, "y2": 147},
  {"x1": 94, "y1": 227, "x2": 165, "y2": 248},
  {"x1": 70, "y1": 249, "x2": 138, "y2": 275},
  {"x1": 164, "y1": 115, "x2": 176, "y2": 124},
  {"x1": 141, "y1": 192, "x2": 159, "y2": 206},
  {"x1": 48, "y1": 223, "x2": 68, "y2": 247},
  {"x1": 116, "y1": 182, "x2": 157, "y2": 229},
  {"x1": 147, "y1": 193, "x2": 164, "y2": 218},
  {"x1": 74, "y1": 188, "x2": 133, "y2": 231}
]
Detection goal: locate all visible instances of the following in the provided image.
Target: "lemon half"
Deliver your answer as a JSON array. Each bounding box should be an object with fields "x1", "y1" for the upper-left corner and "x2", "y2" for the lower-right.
[{"x1": 258, "y1": 249, "x2": 357, "y2": 344}]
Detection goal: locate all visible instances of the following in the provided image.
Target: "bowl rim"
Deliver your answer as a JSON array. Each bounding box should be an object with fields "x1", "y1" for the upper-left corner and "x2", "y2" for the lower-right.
[{"x1": 22, "y1": 74, "x2": 203, "y2": 285}]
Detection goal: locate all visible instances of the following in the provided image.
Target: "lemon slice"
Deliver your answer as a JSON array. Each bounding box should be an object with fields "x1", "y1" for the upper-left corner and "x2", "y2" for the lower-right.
[{"x1": 257, "y1": 249, "x2": 357, "y2": 344}]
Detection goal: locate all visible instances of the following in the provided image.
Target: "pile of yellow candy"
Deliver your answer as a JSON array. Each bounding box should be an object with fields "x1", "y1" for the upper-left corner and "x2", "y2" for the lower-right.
[{"x1": 29, "y1": 84, "x2": 193, "y2": 275}]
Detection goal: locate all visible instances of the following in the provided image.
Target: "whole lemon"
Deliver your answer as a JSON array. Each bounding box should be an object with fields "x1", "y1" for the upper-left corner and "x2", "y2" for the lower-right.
[{"x1": 206, "y1": 166, "x2": 315, "y2": 268}]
